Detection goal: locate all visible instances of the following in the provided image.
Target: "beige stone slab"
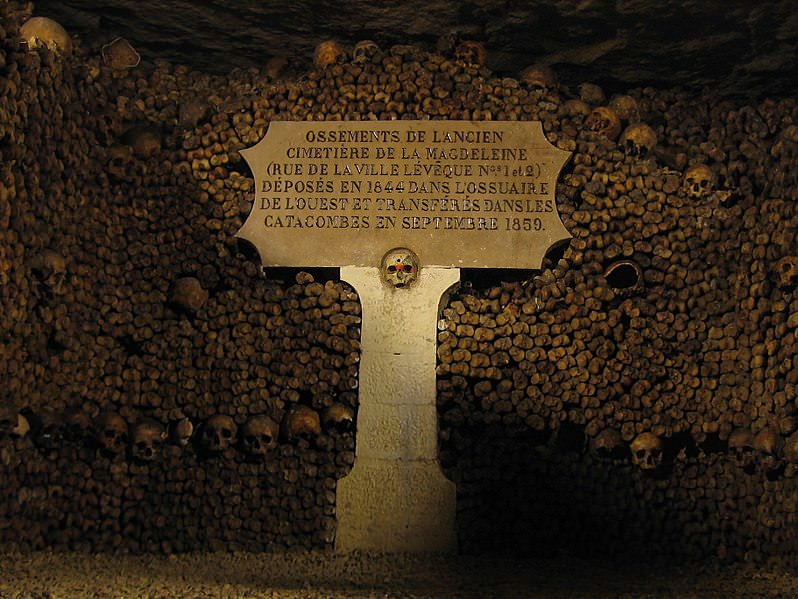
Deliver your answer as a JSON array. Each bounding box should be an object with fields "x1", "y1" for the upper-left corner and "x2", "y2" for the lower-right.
[
  {"x1": 335, "y1": 458, "x2": 457, "y2": 552},
  {"x1": 336, "y1": 266, "x2": 459, "y2": 553},
  {"x1": 358, "y1": 350, "x2": 436, "y2": 406},
  {"x1": 354, "y1": 402, "x2": 440, "y2": 460},
  {"x1": 238, "y1": 121, "x2": 571, "y2": 269},
  {"x1": 352, "y1": 266, "x2": 456, "y2": 355}
]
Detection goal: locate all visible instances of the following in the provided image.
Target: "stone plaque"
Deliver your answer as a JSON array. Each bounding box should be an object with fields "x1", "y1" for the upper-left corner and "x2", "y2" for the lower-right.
[{"x1": 237, "y1": 121, "x2": 571, "y2": 269}]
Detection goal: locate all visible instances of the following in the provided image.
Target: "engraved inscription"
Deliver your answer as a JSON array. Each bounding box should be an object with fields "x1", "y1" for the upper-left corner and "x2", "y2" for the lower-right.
[{"x1": 237, "y1": 121, "x2": 571, "y2": 269}]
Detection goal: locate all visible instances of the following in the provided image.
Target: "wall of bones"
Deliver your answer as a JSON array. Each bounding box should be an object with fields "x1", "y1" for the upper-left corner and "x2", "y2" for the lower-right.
[{"x1": 2, "y1": 2, "x2": 798, "y2": 562}]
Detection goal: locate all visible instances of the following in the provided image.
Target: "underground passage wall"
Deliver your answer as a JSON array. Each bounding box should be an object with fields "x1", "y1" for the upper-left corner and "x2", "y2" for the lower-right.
[{"x1": 3, "y1": 1, "x2": 798, "y2": 563}]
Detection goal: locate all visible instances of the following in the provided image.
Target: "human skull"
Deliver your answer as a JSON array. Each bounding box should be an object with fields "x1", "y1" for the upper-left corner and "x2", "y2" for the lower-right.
[
  {"x1": 282, "y1": 405, "x2": 322, "y2": 442},
  {"x1": 578, "y1": 82, "x2": 606, "y2": 105},
  {"x1": 454, "y1": 41, "x2": 488, "y2": 67},
  {"x1": 265, "y1": 56, "x2": 288, "y2": 79},
  {"x1": 201, "y1": 414, "x2": 237, "y2": 452},
  {"x1": 12, "y1": 413, "x2": 30, "y2": 439},
  {"x1": 683, "y1": 164, "x2": 714, "y2": 200},
  {"x1": 321, "y1": 403, "x2": 355, "y2": 433},
  {"x1": 381, "y1": 248, "x2": 419, "y2": 288},
  {"x1": 784, "y1": 431, "x2": 798, "y2": 464},
  {"x1": 620, "y1": 123, "x2": 657, "y2": 158},
  {"x1": 64, "y1": 409, "x2": 91, "y2": 443},
  {"x1": 313, "y1": 40, "x2": 346, "y2": 69},
  {"x1": 107, "y1": 145, "x2": 134, "y2": 181},
  {"x1": 101, "y1": 37, "x2": 140, "y2": 69},
  {"x1": 608, "y1": 94, "x2": 640, "y2": 123},
  {"x1": 563, "y1": 99, "x2": 592, "y2": 118},
  {"x1": 728, "y1": 427, "x2": 756, "y2": 469},
  {"x1": 130, "y1": 418, "x2": 167, "y2": 462},
  {"x1": 169, "y1": 277, "x2": 208, "y2": 312},
  {"x1": 753, "y1": 427, "x2": 782, "y2": 473},
  {"x1": 519, "y1": 64, "x2": 558, "y2": 92},
  {"x1": 30, "y1": 249, "x2": 67, "y2": 295},
  {"x1": 774, "y1": 256, "x2": 798, "y2": 290},
  {"x1": 179, "y1": 100, "x2": 210, "y2": 128},
  {"x1": 240, "y1": 415, "x2": 280, "y2": 458},
  {"x1": 0, "y1": 405, "x2": 18, "y2": 438},
  {"x1": 589, "y1": 427, "x2": 625, "y2": 460},
  {"x1": 95, "y1": 411, "x2": 128, "y2": 455},
  {"x1": 585, "y1": 106, "x2": 621, "y2": 140},
  {"x1": 630, "y1": 432, "x2": 664, "y2": 470},
  {"x1": 389, "y1": 44, "x2": 424, "y2": 61},
  {"x1": 33, "y1": 408, "x2": 66, "y2": 450},
  {"x1": 19, "y1": 16, "x2": 72, "y2": 55},
  {"x1": 169, "y1": 417, "x2": 194, "y2": 447},
  {"x1": 352, "y1": 40, "x2": 381, "y2": 64},
  {"x1": 123, "y1": 125, "x2": 161, "y2": 159}
]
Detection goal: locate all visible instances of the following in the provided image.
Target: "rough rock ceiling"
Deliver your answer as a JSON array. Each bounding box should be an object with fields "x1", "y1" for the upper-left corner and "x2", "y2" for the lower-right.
[{"x1": 33, "y1": 0, "x2": 798, "y2": 99}]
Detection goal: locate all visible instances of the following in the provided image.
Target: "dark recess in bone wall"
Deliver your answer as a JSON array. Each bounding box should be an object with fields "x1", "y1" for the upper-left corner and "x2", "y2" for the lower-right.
[{"x1": 3, "y1": 0, "x2": 798, "y2": 565}]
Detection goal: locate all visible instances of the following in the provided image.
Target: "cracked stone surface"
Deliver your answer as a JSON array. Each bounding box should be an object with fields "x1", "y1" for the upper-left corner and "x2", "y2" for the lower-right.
[{"x1": 32, "y1": 0, "x2": 798, "y2": 99}]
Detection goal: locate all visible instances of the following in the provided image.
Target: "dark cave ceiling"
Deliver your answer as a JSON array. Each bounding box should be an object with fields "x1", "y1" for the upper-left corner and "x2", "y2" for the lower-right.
[{"x1": 30, "y1": 0, "x2": 798, "y2": 99}]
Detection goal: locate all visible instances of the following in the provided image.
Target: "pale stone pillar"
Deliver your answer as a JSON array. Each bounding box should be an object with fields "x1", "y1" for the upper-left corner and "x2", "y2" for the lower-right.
[{"x1": 335, "y1": 265, "x2": 459, "y2": 552}]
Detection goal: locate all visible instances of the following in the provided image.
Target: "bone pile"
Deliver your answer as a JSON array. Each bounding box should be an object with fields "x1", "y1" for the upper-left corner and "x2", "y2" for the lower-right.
[{"x1": 2, "y1": 0, "x2": 798, "y2": 564}]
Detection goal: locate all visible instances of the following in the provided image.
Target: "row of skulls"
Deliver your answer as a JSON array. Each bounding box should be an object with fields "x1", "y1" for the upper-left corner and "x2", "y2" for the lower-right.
[
  {"x1": 0, "y1": 403, "x2": 354, "y2": 462},
  {"x1": 592, "y1": 427, "x2": 798, "y2": 474}
]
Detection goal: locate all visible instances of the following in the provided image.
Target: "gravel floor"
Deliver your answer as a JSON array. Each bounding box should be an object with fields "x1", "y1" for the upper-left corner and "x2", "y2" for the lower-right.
[{"x1": 1, "y1": 551, "x2": 798, "y2": 598}]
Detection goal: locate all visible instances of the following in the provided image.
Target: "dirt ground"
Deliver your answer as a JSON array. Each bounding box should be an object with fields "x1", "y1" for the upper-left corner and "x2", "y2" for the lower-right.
[{"x1": 1, "y1": 551, "x2": 798, "y2": 598}]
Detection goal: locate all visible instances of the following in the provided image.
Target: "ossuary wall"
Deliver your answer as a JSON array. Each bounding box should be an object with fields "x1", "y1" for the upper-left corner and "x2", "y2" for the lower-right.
[{"x1": 2, "y1": 2, "x2": 798, "y2": 564}]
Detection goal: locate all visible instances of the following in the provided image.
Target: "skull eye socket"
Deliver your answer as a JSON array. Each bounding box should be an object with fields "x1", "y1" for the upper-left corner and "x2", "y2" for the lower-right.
[
  {"x1": 387, "y1": 265, "x2": 397, "y2": 272},
  {"x1": 222, "y1": 429, "x2": 232, "y2": 439}
]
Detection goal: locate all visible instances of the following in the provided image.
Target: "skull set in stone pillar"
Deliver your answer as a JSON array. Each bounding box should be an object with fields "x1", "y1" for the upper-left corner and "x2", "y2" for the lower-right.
[{"x1": 381, "y1": 248, "x2": 419, "y2": 288}]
